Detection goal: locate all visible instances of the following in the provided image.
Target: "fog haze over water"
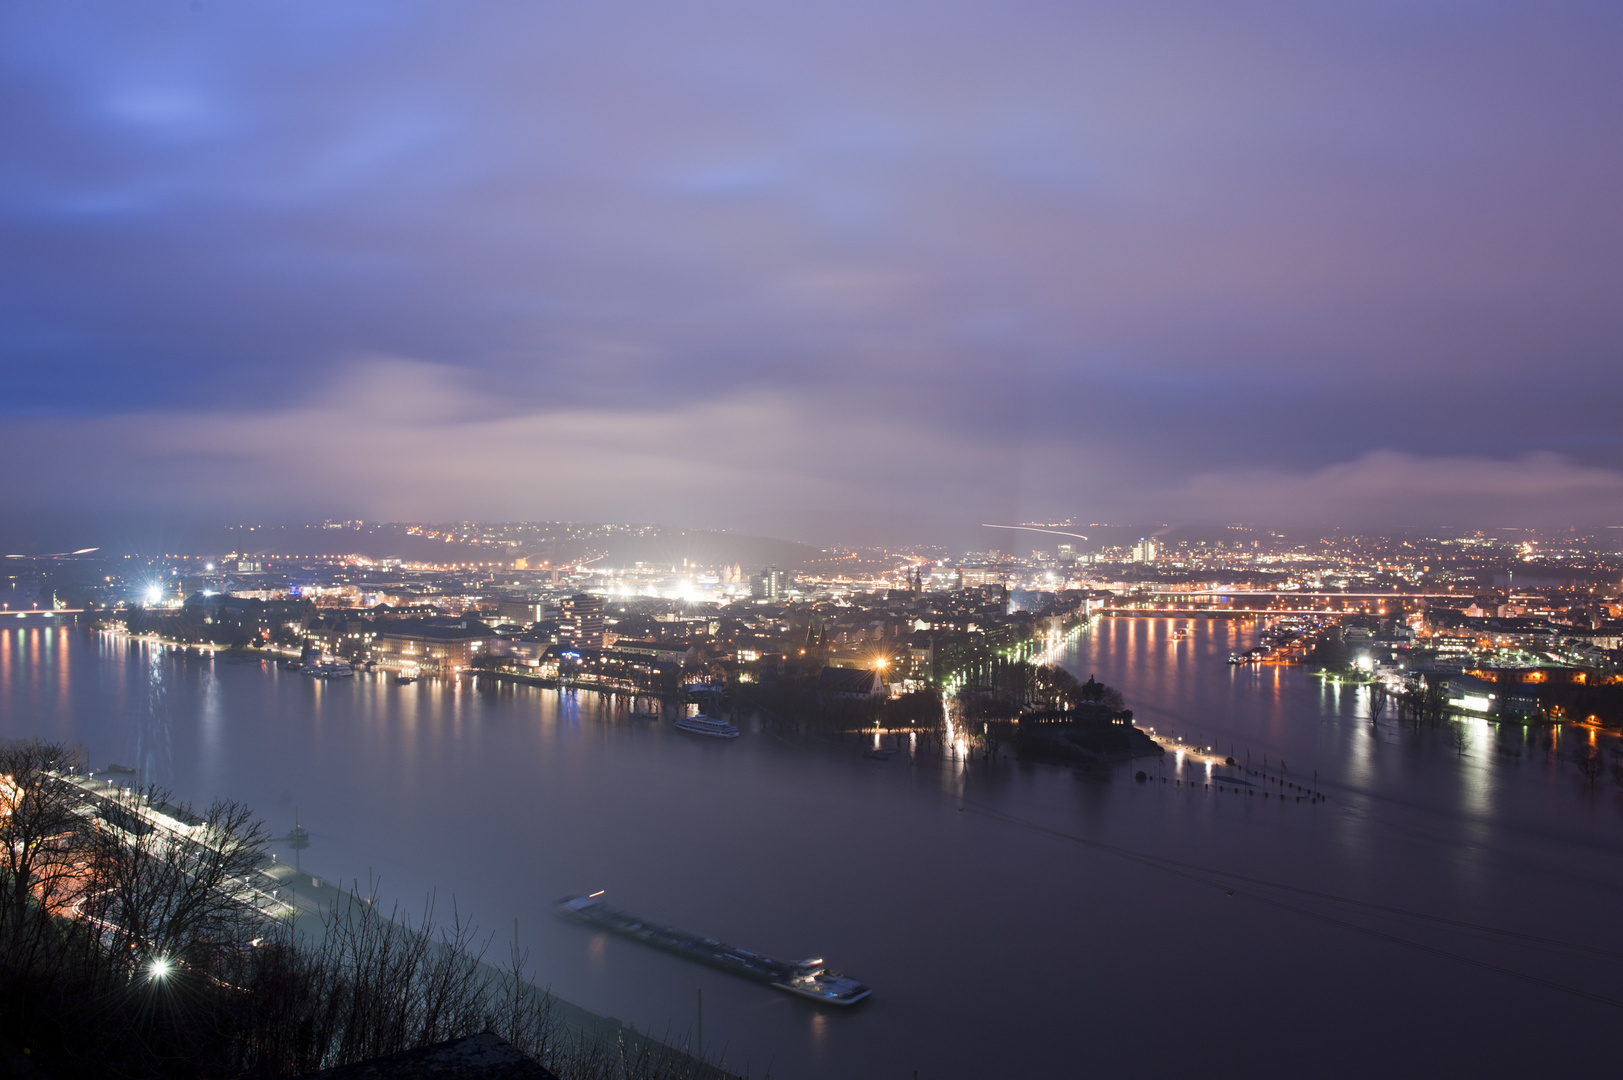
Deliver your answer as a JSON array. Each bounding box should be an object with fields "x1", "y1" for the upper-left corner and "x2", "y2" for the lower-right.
[{"x1": 4, "y1": 619, "x2": 1619, "y2": 1077}]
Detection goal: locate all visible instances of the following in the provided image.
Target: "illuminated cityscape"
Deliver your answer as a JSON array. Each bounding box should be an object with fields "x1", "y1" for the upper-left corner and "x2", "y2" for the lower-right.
[
  {"x1": 4, "y1": 2, "x2": 1623, "y2": 1079},
  {"x1": 9, "y1": 521, "x2": 1619, "y2": 716}
]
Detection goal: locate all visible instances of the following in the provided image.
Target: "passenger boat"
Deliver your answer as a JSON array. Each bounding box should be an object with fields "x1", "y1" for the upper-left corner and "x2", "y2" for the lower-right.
[
  {"x1": 674, "y1": 712, "x2": 739, "y2": 738},
  {"x1": 556, "y1": 895, "x2": 870, "y2": 1006}
]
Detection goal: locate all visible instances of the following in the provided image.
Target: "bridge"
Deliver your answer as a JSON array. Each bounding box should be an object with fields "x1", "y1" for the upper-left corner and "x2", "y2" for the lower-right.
[
  {"x1": 1101, "y1": 608, "x2": 1358, "y2": 618},
  {"x1": 1123, "y1": 590, "x2": 1461, "y2": 599}
]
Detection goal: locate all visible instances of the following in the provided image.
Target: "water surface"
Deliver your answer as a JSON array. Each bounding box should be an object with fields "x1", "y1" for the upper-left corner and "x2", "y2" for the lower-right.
[{"x1": 3, "y1": 619, "x2": 1619, "y2": 1078}]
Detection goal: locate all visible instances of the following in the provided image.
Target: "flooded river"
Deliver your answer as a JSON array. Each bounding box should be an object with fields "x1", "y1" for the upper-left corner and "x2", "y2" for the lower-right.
[{"x1": 3, "y1": 618, "x2": 1619, "y2": 1077}]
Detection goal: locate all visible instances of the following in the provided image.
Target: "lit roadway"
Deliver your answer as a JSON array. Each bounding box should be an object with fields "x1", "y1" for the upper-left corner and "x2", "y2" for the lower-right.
[
  {"x1": 55, "y1": 772, "x2": 297, "y2": 921},
  {"x1": 1142, "y1": 728, "x2": 1226, "y2": 768}
]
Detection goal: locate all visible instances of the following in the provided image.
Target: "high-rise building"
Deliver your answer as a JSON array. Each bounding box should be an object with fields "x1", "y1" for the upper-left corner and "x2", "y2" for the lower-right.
[
  {"x1": 559, "y1": 593, "x2": 605, "y2": 646},
  {"x1": 750, "y1": 566, "x2": 790, "y2": 600},
  {"x1": 1133, "y1": 538, "x2": 1157, "y2": 565}
]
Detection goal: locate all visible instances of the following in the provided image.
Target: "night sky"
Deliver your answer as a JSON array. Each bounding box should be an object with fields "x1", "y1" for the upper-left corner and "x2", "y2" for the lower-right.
[{"x1": 3, "y1": 2, "x2": 1621, "y2": 543}]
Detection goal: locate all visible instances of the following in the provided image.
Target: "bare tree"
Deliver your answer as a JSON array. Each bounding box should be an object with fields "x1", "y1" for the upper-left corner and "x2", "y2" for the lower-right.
[
  {"x1": 83, "y1": 788, "x2": 269, "y2": 973},
  {"x1": 0, "y1": 739, "x2": 91, "y2": 971},
  {"x1": 1448, "y1": 720, "x2": 1471, "y2": 759},
  {"x1": 1033, "y1": 665, "x2": 1077, "y2": 710},
  {"x1": 1368, "y1": 683, "x2": 1388, "y2": 723},
  {"x1": 239, "y1": 890, "x2": 732, "y2": 1080},
  {"x1": 1575, "y1": 745, "x2": 1603, "y2": 786}
]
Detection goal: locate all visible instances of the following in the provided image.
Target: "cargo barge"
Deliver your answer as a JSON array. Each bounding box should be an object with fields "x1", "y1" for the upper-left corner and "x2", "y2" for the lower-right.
[{"x1": 556, "y1": 895, "x2": 870, "y2": 1006}]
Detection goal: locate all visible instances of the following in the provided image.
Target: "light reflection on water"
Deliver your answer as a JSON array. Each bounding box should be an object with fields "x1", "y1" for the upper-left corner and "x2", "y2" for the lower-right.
[{"x1": 1, "y1": 623, "x2": 1620, "y2": 1078}]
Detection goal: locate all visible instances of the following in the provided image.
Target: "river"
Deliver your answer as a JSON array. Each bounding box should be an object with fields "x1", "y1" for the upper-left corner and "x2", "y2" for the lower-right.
[{"x1": 2, "y1": 617, "x2": 1620, "y2": 1078}]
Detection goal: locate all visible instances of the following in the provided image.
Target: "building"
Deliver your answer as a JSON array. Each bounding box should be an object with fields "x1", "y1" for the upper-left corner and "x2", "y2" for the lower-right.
[
  {"x1": 489, "y1": 637, "x2": 547, "y2": 666},
  {"x1": 495, "y1": 599, "x2": 545, "y2": 626},
  {"x1": 1440, "y1": 673, "x2": 1498, "y2": 715},
  {"x1": 751, "y1": 566, "x2": 790, "y2": 600},
  {"x1": 302, "y1": 614, "x2": 378, "y2": 660},
  {"x1": 816, "y1": 666, "x2": 884, "y2": 702},
  {"x1": 1132, "y1": 538, "x2": 1157, "y2": 565},
  {"x1": 610, "y1": 640, "x2": 700, "y2": 667},
  {"x1": 559, "y1": 593, "x2": 605, "y2": 647},
  {"x1": 372, "y1": 618, "x2": 496, "y2": 675}
]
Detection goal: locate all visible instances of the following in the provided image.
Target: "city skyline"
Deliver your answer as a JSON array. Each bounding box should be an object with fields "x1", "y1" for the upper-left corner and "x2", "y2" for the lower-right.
[{"x1": 4, "y1": 2, "x2": 1622, "y2": 542}]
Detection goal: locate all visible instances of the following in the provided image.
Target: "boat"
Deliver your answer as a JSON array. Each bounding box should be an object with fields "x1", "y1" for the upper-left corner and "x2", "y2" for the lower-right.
[
  {"x1": 556, "y1": 895, "x2": 870, "y2": 1006},
  {"x1": 392, "y1": 674, "x2": 416, "y2": 685},
  {"x1": 305, "y1": 662, "x2": 355, "y2": 678},
  {"x1": 102, "y1": 762, "x2": 136, "y2": 775},
  {"x1": 674, "y1": 712, "x2": 739, "y2": 738}
]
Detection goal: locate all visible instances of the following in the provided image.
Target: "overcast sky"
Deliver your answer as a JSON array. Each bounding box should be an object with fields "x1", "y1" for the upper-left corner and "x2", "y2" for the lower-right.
[{"x1": 3, "y1": 1, "x2": 1621, "y2": 545}]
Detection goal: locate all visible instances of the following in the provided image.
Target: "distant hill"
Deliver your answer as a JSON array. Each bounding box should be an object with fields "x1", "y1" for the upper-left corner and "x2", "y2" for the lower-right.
[
  {"x1": 545, "y1": 526, "x2": 823, "y2": 571},
  {"x1": 2, "y1": 517, "x2": 823, "y2": 572}
]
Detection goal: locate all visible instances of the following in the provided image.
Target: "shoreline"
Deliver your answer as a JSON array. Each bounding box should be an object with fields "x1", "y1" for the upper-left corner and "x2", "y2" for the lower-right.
[
  {"x1": 62, "y1": 767, "x2": 735, "y2": 1078},
  {"x1": 261, "y1": 860, "x2": 734, "y2": 1076}
]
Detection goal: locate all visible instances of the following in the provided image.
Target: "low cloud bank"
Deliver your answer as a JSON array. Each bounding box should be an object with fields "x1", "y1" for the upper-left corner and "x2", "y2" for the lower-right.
[
  {"x1": 4, "y1": 359, "x2": 1620, "y2": 541},
  {"x1": 1155, "y1": 451, "x2": 1623, "y2": 529}
]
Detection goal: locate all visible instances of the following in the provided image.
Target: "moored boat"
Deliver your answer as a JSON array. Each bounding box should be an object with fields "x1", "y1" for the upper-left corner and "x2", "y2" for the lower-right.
[{"x1": 674, "y1": 712, "x2": 738, "y2": 738}]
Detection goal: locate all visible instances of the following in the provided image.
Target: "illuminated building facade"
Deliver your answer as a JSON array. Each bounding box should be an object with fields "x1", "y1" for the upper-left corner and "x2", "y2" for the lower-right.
[
  {"x1": 560, "y1": 593, "x2": 605, "y2": 647},
  {"x1": 751, "y1": 566, "x2": 790, "y2": 600},
  {"x1": 372, "y1": 618, "x2": 495, "y2": 675}
]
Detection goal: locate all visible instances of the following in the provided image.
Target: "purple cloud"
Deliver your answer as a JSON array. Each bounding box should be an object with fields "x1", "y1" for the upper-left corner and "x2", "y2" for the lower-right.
[{"x1": 2, "y1": 2, "x2": 1620, "y2": 539}]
